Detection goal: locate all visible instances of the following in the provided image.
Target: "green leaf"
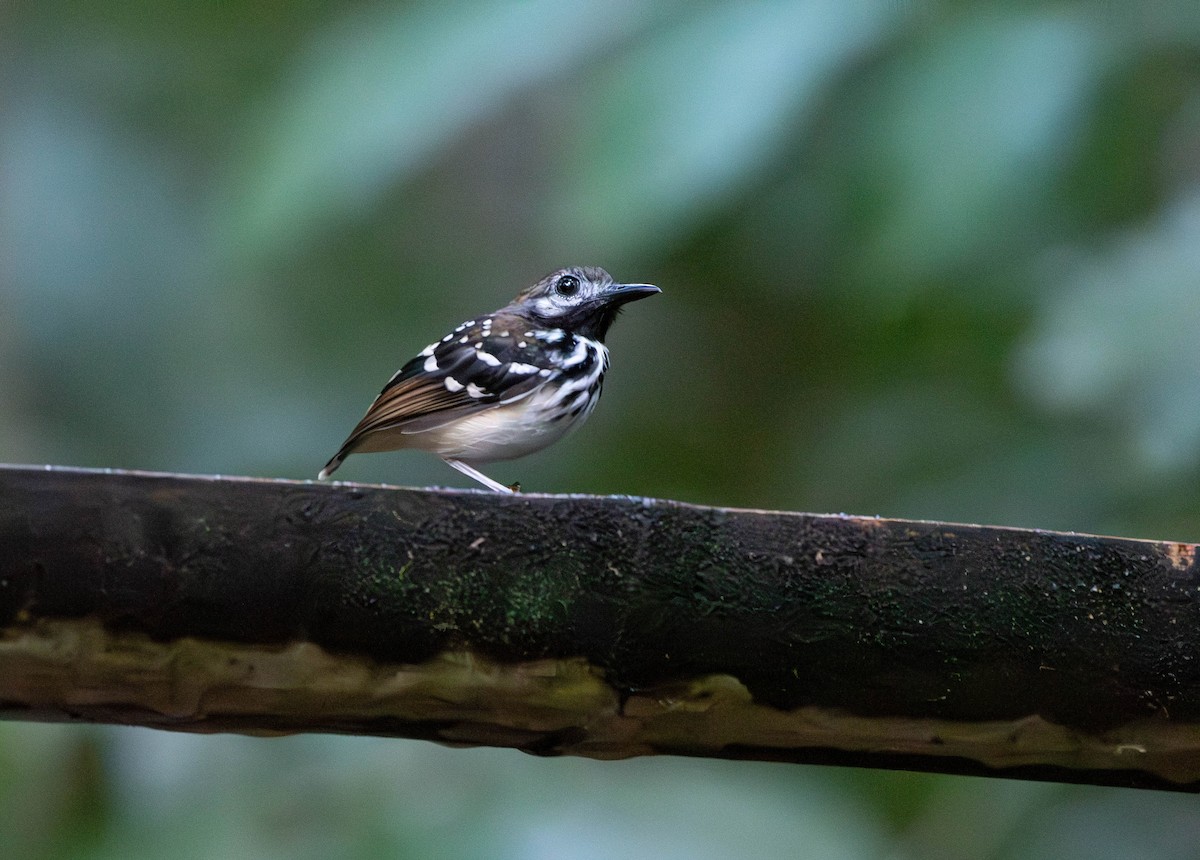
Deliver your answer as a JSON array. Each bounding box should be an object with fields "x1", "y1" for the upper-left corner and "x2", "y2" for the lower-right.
[
  {"x1": 223, "y1": 0, "x2": 659, "y2": 260},
  {"x1": 545, "y1": 0, "x2": 898, "y2": 257}
]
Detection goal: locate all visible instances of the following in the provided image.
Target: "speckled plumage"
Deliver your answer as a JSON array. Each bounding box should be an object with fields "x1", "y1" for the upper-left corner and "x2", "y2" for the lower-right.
[{"x1": 319, "y1": 267, "x2": 659, "y2": 492}]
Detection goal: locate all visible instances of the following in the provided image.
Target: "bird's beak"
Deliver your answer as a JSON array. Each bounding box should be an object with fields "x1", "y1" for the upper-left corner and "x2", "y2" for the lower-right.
[{"x1": 605, "y1": 283, "x2": 661, "y2": 305}]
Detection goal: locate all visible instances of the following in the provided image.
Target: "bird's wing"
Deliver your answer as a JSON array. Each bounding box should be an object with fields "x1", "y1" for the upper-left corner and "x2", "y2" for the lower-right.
[{"x1": 321, "y1": 317, "x2": 558, "y2": 472}]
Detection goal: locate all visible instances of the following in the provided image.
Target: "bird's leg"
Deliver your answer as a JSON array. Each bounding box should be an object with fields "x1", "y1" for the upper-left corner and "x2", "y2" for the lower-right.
[{"x1": 443, "y1": 459, "x2": 514, "y2": 494}]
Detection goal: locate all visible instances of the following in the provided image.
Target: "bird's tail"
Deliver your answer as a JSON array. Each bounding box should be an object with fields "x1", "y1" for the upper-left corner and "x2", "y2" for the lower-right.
[
  {"x1": 317, "y1": 449, "x2": 347, "y2": 481},
  {"x1": 318, "y1": 424, "x2": 376, "y2": 480}
]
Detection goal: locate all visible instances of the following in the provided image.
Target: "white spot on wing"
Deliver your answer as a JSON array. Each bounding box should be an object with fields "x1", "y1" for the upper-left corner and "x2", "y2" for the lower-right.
[
  {"x1": 507, "y1": 362, "x2": 539, "y2": 375},
  {"x1": 420, "y1": 343, "x2": 437, "y2": 357},
  {"x1": 467, "y1": 383, "x2": 488, "y2": 399},
  {"x1": 423, "y1": 355, "x2": 438, "y2": 372},
  {"x1": 476, "y1": 351, "x2": 501, "y2": 367},
  {"x1": 444, "y1": 377, "x2": 464, "y2": 393}
]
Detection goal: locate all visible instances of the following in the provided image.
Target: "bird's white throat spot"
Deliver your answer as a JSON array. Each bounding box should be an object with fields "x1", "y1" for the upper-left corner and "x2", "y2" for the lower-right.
[{"x1": 561, "y1": 338, "x2": 590, "y2": 368}]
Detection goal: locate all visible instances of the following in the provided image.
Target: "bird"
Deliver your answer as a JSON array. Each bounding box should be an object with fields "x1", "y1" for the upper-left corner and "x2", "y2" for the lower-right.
[{"x1": 318, "y1": 266, "x2": 660, "y2": 492}]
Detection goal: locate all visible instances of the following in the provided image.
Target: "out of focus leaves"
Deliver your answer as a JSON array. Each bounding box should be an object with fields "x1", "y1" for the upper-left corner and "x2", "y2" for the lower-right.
[
  {"x1": 225, "y1": 0, "x2": 661, "y2": 259},
  {"x1": 3, "y1": 0, "x2": 1200, "y2": 857},
  {"x1": 849, "y1": 9, "x2": 1110, "y2": 293},
  {"x1": 1016, "y1": 188, "x2": 1200, "y2": 471},
  {"x1": 546, "y1": 0, "x2": 897, "y2": 257},
  {"x1": 1001, "y1": 787, "x2": 1200, "y2": 860}
]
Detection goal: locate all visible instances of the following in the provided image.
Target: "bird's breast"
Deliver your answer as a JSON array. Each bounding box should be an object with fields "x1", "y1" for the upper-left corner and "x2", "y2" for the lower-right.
[{"x1": 419, "y1": 339, "x2": 608, "y2": 464}]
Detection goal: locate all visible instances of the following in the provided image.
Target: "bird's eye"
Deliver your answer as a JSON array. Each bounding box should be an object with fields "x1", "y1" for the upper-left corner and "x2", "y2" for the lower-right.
[{"x1": 555, "y1": 275, "x2": 580, "y2": 296}]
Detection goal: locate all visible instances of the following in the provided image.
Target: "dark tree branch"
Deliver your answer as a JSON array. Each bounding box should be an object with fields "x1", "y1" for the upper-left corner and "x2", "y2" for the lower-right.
[{"x1": 1, "y1": 465, "x2": 1198, "y2": 791}]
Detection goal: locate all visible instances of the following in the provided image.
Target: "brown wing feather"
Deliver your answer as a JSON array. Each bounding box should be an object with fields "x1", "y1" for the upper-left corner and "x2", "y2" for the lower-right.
[
  {"x1": 319, "y1": 312, "x2": 557, "y2": 478},
  {"x1": 331, "y1": 375, "x2": 490, "y2": 457},
  {"x1": 355, "y1": 376, "x2": 472, "y2": 432}
]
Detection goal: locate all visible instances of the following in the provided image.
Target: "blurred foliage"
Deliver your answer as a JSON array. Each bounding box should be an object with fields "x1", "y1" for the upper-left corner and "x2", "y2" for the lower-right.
[{"x1": 2, "y1": 0, "x2": 1200, "y2": 857}]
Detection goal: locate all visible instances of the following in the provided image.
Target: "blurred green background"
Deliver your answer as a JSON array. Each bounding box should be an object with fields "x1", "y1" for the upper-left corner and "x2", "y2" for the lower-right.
[{"x1": 3, "y1": 0, "x2": 1200, "y2": 857}]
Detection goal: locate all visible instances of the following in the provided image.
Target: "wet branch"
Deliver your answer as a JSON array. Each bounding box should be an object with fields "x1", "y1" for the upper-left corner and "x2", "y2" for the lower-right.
[{"x1": 1, "y1": 465, "x2": 1198, "y2": 791}]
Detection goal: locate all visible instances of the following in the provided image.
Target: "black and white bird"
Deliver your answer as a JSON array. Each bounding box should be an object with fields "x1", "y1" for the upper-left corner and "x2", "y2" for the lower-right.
[{"x1": 318, "y1": 266, "x2": 659, "y2": 492}]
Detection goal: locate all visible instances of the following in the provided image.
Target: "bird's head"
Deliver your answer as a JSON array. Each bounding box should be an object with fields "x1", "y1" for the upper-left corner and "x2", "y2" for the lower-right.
[{"x1": 510, "y1": 266, "x2": 660, "y2": 341}]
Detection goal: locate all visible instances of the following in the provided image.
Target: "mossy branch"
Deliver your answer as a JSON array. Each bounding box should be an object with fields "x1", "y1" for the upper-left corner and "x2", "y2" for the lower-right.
[{"x1": 1, "y1": 465, "x2": 1198, "y2": 791}]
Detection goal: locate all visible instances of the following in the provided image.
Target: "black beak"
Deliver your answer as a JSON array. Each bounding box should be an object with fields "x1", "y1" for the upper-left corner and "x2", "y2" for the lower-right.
[{"x1": 604, "y1": 283, "x2": 661, "y2": 305}]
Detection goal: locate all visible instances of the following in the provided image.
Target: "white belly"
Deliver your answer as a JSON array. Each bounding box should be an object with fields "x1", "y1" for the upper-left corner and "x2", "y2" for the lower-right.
[{"x1": 412, "y1": 383, "x2": 600, "y2": 464}]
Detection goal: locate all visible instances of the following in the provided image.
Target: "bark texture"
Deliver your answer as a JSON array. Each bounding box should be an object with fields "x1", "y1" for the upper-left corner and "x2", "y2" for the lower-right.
[{"x1": 1, "y1": 465, "x2": 1198, "y2": 791}]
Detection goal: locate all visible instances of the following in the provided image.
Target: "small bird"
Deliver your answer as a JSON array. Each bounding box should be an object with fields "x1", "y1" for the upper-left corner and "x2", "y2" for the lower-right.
[{"x1": 319, "y1": 266, "x2": 660, "y2": 492}]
